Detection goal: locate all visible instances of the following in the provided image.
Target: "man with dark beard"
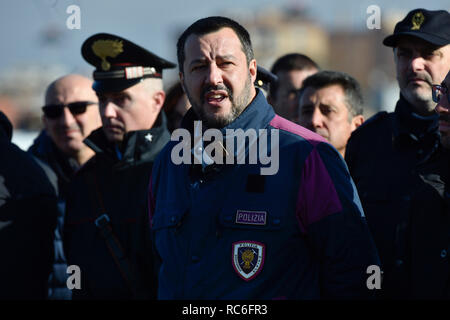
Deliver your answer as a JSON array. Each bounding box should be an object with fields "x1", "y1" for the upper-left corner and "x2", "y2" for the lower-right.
[
  {"x1": 345, "y1": 9, "x2": 450, "y2": 299},
  {"x1": 148, "y1": 16, "x2": 379, "y2": 299}
]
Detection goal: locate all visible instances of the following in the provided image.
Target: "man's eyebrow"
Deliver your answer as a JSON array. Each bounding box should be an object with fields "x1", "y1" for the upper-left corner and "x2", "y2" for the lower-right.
[
  {"x1": 319, "y1": 102, "x2": 334, "y2": 108},
  {"x1": 217, "y1": 54, "x2": 237, "y2": 61},
  {"x1": 188, "y1": 58, "x2": 208, "y2": 67},
  {"x1": 189, "y1": 54, "x2": 237, "y2": 66},
  {"x1": 300, "y1": 103, "x2": 314, "y2": 110}
]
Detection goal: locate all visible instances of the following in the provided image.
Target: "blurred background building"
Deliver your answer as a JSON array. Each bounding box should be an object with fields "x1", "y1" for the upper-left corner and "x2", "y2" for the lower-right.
[{"x1": 0, "y1": 0, "x2": 447, "y2": 149}]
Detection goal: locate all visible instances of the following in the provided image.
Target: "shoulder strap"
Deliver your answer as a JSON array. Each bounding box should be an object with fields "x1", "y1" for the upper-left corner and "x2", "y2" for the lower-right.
[{"x1": 88, "y1": 171, "x2": 142, "y2": 298}]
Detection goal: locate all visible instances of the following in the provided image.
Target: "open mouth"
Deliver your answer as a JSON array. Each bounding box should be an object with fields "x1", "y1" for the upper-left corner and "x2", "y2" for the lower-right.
[{"x1": 204, "y1": 90, "x2": 228, "y2": 105}]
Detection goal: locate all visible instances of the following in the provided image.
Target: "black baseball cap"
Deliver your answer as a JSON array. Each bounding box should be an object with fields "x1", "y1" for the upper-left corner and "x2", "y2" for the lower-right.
[
  {"x1": 383, "y1": 9, "x2": 450, "y2": 47},
  {"x1": 81, "y1": 33, "x2": 176, "y2": 93}
]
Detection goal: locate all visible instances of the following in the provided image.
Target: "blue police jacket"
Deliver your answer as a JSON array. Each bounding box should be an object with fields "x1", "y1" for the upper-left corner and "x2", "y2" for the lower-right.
[{"x1": 149, "y1": 90, "x2": 380, "y2": 299}]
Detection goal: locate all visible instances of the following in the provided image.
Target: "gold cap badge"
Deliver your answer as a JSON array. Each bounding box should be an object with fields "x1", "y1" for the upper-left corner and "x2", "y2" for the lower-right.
[
  {"x1": 91, "y1": 39, "x2": 124, "y2": 71},
  {"x1": 411, "y1": 12, "x2": 425, "y2": 30}
]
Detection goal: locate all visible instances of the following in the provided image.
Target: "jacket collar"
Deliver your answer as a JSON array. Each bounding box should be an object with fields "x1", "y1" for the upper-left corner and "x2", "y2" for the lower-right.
[
  {"x1": 393, "y1": 94, "x2": 440, "y2": 163},
  {"x1": 393, "y1": 94, "x2": 439, "y2": 141},
  {"x1": 181, "y1": 89, "x2": 275, "y2": 135},
  {"x1": 180, "y1": 89, "x2": 275, "y2": 176},
  {"x1": 28, "y1": 130, "x2": 79, "y2": 184}
]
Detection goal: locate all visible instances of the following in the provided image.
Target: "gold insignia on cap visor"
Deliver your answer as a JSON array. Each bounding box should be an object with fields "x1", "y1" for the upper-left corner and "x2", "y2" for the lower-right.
[
  {"x1": 92, "y1": 39, "x2": 124, "y2": 71},
  {"x1": 411, "y1": 12, "x2": 425, "y2": 30}
]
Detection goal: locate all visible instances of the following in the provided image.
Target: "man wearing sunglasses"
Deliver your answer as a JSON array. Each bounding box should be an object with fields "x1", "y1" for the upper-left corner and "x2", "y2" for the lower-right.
[
  {"x1": 345, "y1": 9, "x2": 450, "y2": 299},
  {"x1": 402, "y1": 70, "x2": 450, "y2": 299},
  {"x1": 63, "y1": 33, "x2": 175, "y2": 299},
  {"x1": 434, "y1": 73, "x2": 450, "y2": 148},
  {"x1": 28, "y1": 74, "x2": 102, "y2": 300},
  {"x1": 31, "y1": 74, "x2": 102, "y2": 167}
]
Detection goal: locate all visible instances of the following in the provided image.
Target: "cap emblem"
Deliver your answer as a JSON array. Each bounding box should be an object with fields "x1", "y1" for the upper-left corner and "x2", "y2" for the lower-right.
[
  {"x1": 411, "y1": 12, "x2": 425, "y2": 30},
  {"x1": 92, "y1": 39, "x2": 124, "y2": 71}
]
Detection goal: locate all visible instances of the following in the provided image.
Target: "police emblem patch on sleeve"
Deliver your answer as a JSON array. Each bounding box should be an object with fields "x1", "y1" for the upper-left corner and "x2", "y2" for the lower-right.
[{"x1": 232, "y1": 241, "x2": 265, "y2": 281}]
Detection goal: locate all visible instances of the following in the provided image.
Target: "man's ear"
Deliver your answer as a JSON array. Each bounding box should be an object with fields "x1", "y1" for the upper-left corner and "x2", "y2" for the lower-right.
[
  {"x1": 249, "y1": 59, "x2": 257, "y2": 83},
  {"x1": 179, "y1": 72, "x2": 186, "y2": 93},
  {"x1": 152, "y1": 90, "x2": 166, "y2": 113},
  {"x1": 351, "y1": 115, "x2": 364, "y2": 131}
]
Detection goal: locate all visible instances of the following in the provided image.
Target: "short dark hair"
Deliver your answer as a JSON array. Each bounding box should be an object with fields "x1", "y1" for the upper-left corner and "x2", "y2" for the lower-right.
[
  {"x1": 300, "y1": 70, "x2": 364, "y2": 118},
  {"x1": 269, "y1": 53, "x2": 319, "y2": 98},
  {"x1": 270, "y1": 53, "x2": 319, "y2": 75},
  {"x1": 176, "y1": 16, "x2": 254, "y2": 73}
]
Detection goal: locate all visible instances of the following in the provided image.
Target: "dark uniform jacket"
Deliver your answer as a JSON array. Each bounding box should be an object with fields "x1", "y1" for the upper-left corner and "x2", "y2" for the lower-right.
[
  {"x1": 408, "y1": 148, "x2": 450, "y2": 299},
  {"x1": 29, "y1": 130, "x2": 79, "y2": 300},
  {"x1": 63, "y1": 115, "x2": 170, "y2": 299},
  {"x1": 345, "y1": 95, "x2": 443, "y2": 299},
  {"x1": 0, "y1": 111, "x2": 57, "y2": 299},
  {"x1": 150, "y1": 90, "x2": 379, "y2": 299}
]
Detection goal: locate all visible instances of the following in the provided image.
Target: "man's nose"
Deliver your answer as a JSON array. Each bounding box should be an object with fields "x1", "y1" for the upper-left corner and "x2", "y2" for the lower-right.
[
  {"x1": 102, "y1": 101, "x2": 117, "y2": 118},
  {"x1": 410, "y1": 54, "x2": 426, "y2": 73},
  {"x1": 206, "y1": 64, "x2": 223, "y2": 86},
  {"x1": 311, "y1": 108, "x2": 325, "y2": 128},
  {"x1": 60, "y1": 107, "x2": 76, "y2": 126}
]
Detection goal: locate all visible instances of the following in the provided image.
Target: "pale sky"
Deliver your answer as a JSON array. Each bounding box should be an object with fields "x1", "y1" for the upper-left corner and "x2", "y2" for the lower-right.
[{"x1": 0, "y1": 0, "x2": 447, "y2": 83}]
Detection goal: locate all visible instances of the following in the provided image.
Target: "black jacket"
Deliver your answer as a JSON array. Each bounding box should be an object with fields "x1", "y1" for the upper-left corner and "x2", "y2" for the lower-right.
[
  {"x1": 29, "y1": 131, "x2": 80, "y2": 197},
  {"x1": 408, "y1": 149, "x2": 450, "y2": 299},
  {"x1": 0, "y1": 112, "x2": 58, "y2": 299},
  {"x1": 28, "y1": 130, "x2": 79, "y2": 300},
  {"x1": 345, "y1": 95, "x2": 445, "y2": 299},
  {"x1": 63, "y1": 116, "x2": 170, "y2": 299}
]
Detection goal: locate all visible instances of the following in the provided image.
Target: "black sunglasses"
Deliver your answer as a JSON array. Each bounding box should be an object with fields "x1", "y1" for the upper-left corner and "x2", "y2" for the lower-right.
[
  {"x1": 432, "y1": 84, "x2": 450, "y2": 105},
  {"x1": 42, "y1": 101, "x2": 97, "y2": 119}
]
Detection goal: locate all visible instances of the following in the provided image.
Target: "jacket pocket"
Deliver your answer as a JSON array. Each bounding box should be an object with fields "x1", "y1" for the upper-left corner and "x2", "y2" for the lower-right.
[{"x1": 151, "y1": 206, "x2": 187, "y2": 231}]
